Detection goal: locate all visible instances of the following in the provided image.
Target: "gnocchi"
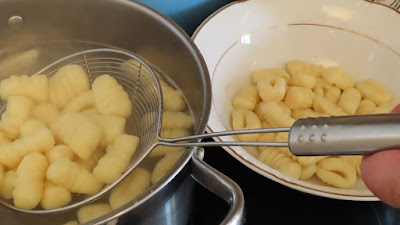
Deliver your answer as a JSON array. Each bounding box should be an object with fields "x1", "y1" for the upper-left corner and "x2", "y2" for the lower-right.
[
  {"x1": 313, "y1": 96, "x2": 347, "y2": 116},
  {"x1": 325, "y1": 87, "x2": 341, "y2": 104},
  {"x1": 257, "y1": 101, "x2": 295, "y2": 127},
  {"x1": 340, "y1": 156, "x2": 362, "y2": 176},
  {"x1": 0, "y1": 170, "x2": 16, "y2": 199},
  {"x1": 292, "y1": 108, "x2": 324, "y2": 119},
  {"x1": 13, "y1": 152, "x2": 48, "y2": 209},
  {"x1": 300, "y1": 163, "x2": 317, "y2": 180},
  {"x1": 337, "y1": 88, "x2": 361, "y2": 115},
  {"x1": 51, "y1": 113, "x2": 101, "y2": 160},
  {"x1": 46, "y1": 145, "x2": 74, "y2": 164},
  {"x1": 357, "y1": 99, "x2": 376, "y2": 114},
  {"x1": 151, "y1": 151, "x2": 183, "y2": 184},
  {"x1": 0, "y1": 126, "x2": 55, "y2": 168},
  {"x1": 0, "y1": 131, "x2": 12, "y2": 145},
  {"x1": 284, "y1": 87, "x2": 314, "y2": 110},
  {"x1": 92, "y1": 75, "x2": 132, "y2": 118},
  {"x1": 232, "y1": 85, "x2": 260, "y2": 111},
  {"x1": 258, "y1": 147, "x2": 302, "y2": 179},
  {"x1": 316, "y1": 158, "x2": 356, "y2": 189},
  {"x1": 0, "y1": 63, "x2": 189, "y2": 213},
  {"x1": 257, "y1": 76, "x2": 286, "y2": 102},
  {"x1": 46, "y1": 157, "x2": 103, "y2": 195},
  {"x1": 77, "y1": 204, "x2": 112, "y2": 224},
  {"x1": 252, "y1": 68, "x2": 291, "y2": 84},
  {"x1": 149, "y1": 129, "x2": 190, "y2": 157},
  {"x1": 162, "y1": 111, "x2": 193, "y2": 130},
  {"x1": 109, "y1": 168, "x2": 151, "y2": 210},
  {"x1": 93, "y1": 134, "x2": 139, "y2": 184},
  {"x1": 31, "y1": 103, "x2": 60, "y2": 127},
  {"x1": 90, "y1": 114, "x2": 126, "y2": 148},
  {"x1": 286, "y1": 60, "x2": 324, "y2": 77},
  {"x1": 19, "y1": 119, "x2": 47, "y2": 138},
  {"x1": 48, "y1": 64, "x2": 90, "y2": 109},
  {"x1": 40, "y1": 181, "x2": 72, "y2": 210},
  {"x1": 231, "y1": 109, "x2": 261, "y2": 142},
  {"x1": 356, "y1": 79, "x2": 391, "y2": 105},
  {"x1": 375, "y1": 102, "x2": 393, "y2": 113},
  {"x1": 321, "y1": 66, "x2": 354, "y2": 90},
  {"x1": 62, "y1": 90, "x2": 94, "y2": 113},
  {"x1": 231, "y1": 60, "x2": 393, "y2": 189},
  {"x1": 0, "y1": 96, "x2": 33, "y2": 138},
  {"x1": 75, "y1": 149, "x2": 105, "y2": 172},
  {"x1": 0, "y1": 74, "x2": 48, "y2": 103},
  {"x1": 290, "y1": 72, "x2": 316, "y2": 89},
  {"x1": 163, "y1": 85, "x2": 186, "y2": 112}
]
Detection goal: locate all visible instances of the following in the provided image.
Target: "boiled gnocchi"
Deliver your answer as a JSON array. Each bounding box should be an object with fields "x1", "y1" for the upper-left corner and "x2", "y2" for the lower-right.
[
  {"x1": 0, "y1": 74, "x2": 48, "y2": 103},
  {"x1": 0, "y1": 96, "x2": 33, "y2": 138},
  {"x1": 40, "y1": 181, "x2": 72, "y2": 210},
  {"x1": 92, "y1": 74, "x2": 132, "y2": 118},
  {"x1": 13, "y1": 152, "x2": 48, "y2": 210},
  {"x1": 62, "y1": 90, "x2": 94, "y2": 113},
  {"x1": 232, "y1": 85, "x2": 260, "y2": 111},
  {"x1": 76, "y1": 203, "x2": 112, "y2": 224},
  {"x1": 163, "y1": 85, "x2": 186, "y2": 112},
  {"x1": 151, "y1": 151, "x2": 183, "y2": 184},
  {"x1": 0, "y1": 170, "x2": 16, "y2": 199},
  {"x1": 48, "y1": 64, "x2": 90, "y2": 109},
  {"x1": 0, "y1": 125, "x2": 55, "y2": 168},
  {"x1": 46, "y1": 145, "x2": 74, "y2": 164},
  {"x1": 232, "y1": 60, "x2": 393, "y2": 189},
  {"x1": 0, "y1": 61, "x2": 190, "y2": 220},
  {"x1": 93, "y1": 134, "x2": 139, "y2": 184},
  {"x1": 31, "y1": 102, "x2": 60, "y2": 127},
  {"x1": 149, "y1": 129, "x2": 190, "y2": 157},
  {"x1": 46, "y1": 157, "x2": 103, "y2": 195},
  {"x1": 109, "y1": 168, "x2": 151, "y2": 210},
  {"x1": 51, "y1": 113, "x2": 101, "y2": 160},
  {"x1": 231, "y1": 109, "x2": 261, "y2": 141}
]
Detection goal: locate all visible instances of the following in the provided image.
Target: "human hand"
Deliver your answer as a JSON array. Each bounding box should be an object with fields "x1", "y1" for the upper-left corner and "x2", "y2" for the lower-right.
[{"x1": 361, "y1": 104, "x2": 400, "y2": 207}]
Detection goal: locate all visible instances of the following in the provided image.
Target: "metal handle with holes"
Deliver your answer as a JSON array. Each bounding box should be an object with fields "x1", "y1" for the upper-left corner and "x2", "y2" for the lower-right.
[
  {"x1": 289, "y1": 113, "x2": 400, "y2": 156},
  {"x1": 156, "y1": 113, "x2": 400, "y2": 157}
]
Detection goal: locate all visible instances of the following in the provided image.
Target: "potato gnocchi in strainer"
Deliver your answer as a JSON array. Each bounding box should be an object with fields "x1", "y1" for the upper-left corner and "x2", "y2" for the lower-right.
[{"x1": 0, "y1": 49, "x2": 194, "y2": 219}]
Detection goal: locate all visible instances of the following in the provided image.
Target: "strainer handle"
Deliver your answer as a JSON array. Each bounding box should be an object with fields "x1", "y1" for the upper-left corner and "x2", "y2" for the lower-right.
[
  {"x1": 157, "y1": 113, "x2": 400, "y2": 156},
  {"x1": 156, "y1": 127, "x2": 290, "y2": 148}
]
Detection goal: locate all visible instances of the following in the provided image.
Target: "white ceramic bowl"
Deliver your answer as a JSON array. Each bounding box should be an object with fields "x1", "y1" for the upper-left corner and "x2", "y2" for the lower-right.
[{"x1": 193, "y1": 0, "x2": 400, "y2": 201}]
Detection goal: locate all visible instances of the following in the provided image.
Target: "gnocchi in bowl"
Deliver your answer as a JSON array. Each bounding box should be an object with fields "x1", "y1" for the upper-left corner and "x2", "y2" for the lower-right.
[
  {"x1": 231, "y1": 61, "x2": 392, "y2": 189},
  {"x1": 193, "y1": 0, "x2": 400, "y2": 200}
]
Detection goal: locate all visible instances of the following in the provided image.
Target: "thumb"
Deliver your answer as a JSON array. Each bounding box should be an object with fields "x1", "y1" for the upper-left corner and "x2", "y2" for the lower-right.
[
  {"x1": 361, "y1": 150, "x2": 400, "y2": 207},
  {"x1": 360, "y1": 104, "x2": 400, "y2": 207}
]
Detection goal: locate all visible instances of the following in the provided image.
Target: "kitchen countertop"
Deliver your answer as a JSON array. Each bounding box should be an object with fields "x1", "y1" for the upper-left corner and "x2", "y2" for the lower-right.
[{"x1": 130, "y1": 1, "x2": 400, "y2": 224}]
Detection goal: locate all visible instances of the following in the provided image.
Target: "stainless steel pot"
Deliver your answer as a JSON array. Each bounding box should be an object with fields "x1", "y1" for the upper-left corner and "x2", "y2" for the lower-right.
[{"x1": 0, "y1": 0, "x2": 245, "y2": 224}]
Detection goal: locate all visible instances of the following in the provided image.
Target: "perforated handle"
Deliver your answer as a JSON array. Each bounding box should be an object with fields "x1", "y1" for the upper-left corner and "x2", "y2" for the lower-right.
[{"x1": 289, "y1": 113, "x2": 400, "y2": 156}]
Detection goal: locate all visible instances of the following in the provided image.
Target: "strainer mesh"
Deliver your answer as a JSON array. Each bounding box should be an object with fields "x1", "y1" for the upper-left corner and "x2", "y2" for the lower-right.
[{"x1": 31, "y1": 48, "x2": 162, "y2": 212}]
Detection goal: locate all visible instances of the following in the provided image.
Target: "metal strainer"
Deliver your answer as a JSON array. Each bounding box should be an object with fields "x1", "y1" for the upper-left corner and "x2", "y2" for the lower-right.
[{"x1": 6, "y1": 48, "x2": 400, "y2": 214}]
